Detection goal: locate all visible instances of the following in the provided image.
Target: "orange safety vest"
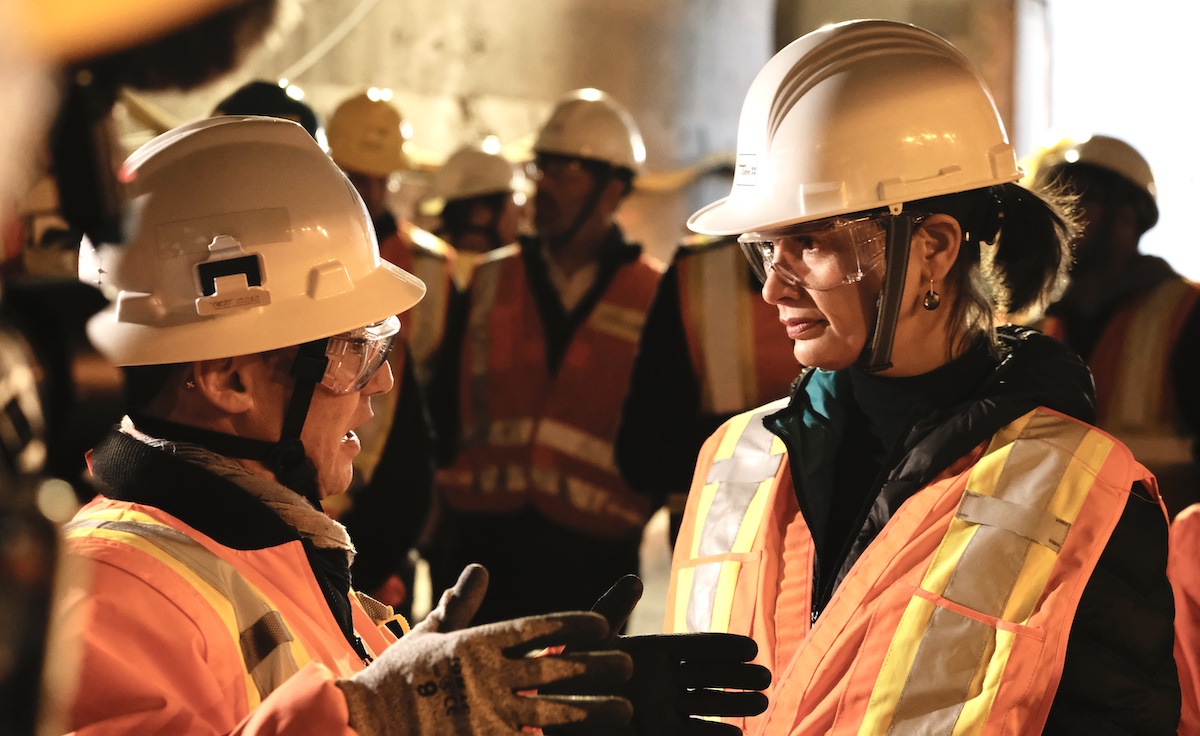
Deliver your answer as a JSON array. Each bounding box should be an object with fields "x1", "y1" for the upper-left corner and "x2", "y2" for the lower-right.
[
  {"x1": 1040, "y1": 275, "x2": 1200, "y2": 515},
  {"x1": 666, "y1": 403, "x2": 1152, "y2": 735},
  {"x1": 379, "y1": 221, "x2": 456, "y2": 387},
  {"x1": 675, "y1": 237, "x2": 797, "y2": 415},
  {"x1": 438, "y1": 244, "x2": 663, "y2": 538},
  {"x1": 1169, "y1": 502, "x2": 1200, "y2": 735},
  {"x1": 57, "y1": 498, "x2": 399, "y2": 734}
]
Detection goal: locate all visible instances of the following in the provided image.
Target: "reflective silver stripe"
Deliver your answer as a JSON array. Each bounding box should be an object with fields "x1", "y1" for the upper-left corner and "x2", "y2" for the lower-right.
[
  {"x1": 65, "y1": 517, "x2": 301, "y2": 701},
  {"x1": 882, "y1": 412, "x2": 1094, "y2": 732},
  {"x1": 688, "y1": 403, "x2": 786, "y2": 625},
  {"x1": 536, "y1": 418, "x2": 618, "y2": 472},
  {"x1": 956, "y1": 491, "x2": 1070, "y2": 552}
]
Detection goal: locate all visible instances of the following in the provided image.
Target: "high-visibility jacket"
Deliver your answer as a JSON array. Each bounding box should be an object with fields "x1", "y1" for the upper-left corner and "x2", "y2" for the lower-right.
[
  {"x1": 56, "y1": 497, "x2": 398, "y2": 735},
  {"x1": 379, "y1": 221, "x2": 456, "y2": 387},
  {"x1": 1040, "y1": 275, "x2": 1200, "y2": 516},
  {"x1": 675, "y1": 236, "x2": 796, "y2": 415},
  {"x1": 438, "y1": 244, "x2": 662, "y2": 539},
  {"x1": 1170, "y1": 502, "x2": 1200, "y2": 734},
  {"x1": 666, "y1": 403, "x2": 1152, "y2": 735}
]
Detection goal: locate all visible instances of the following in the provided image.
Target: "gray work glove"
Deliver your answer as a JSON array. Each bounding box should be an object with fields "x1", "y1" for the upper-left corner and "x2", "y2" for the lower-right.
[
  {"x1": 338, "y1": 564, "x2": 634, "y2": 736},
  {"x1": 546, "y1": 575, "x2": 772, "y2": 736}
]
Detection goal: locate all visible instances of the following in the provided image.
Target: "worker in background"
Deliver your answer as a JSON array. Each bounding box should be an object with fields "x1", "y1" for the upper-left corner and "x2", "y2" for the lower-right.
[
  {"x1": 59, "y1": 114, "x2": 635, "y2": 735},
  {"x1": 325, "y1": 91, "x2": 454, "y2": 613},
  {"x1": 211, "y1": 78, "x2": 323, "y2": 141},
  {"x1": 430, "y1": 89, "x2": 665, "y2": 625},
  {"x1": 327, "y1": 91, "x2": 454, "y2": 387},
  {"x1": 664, "y1": 20, "x2": 1178, "y2": 734},
  {"x1": 1027, "y1": 135, "x2": 1200, "y2": 519},
  {"x1": 616, "y1": 232, "x2": 796, "y2": 544},
  {"x1": 428, "y1": 144, "x2": 530, "y2": 289}
]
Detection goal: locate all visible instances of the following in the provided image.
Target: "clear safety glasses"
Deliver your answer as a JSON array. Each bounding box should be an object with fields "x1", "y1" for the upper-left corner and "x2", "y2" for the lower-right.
[
  {"x1": 321, "y1": 315, "x2": 400, "y2": 395},
  {"x1": 738, "y1": 214, "x2": 892, "y2": 291}
]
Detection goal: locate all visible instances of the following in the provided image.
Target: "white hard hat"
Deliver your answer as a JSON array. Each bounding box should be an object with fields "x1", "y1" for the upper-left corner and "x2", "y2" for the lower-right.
[
  {"x1": 80, "y1": 115, "x2": 426, "y2": 367},
  {"x1": 533, "y1": 88, "x2": 646, "y2": 174},
  {"x1": 432, "y1": 145, "x2": 526, "y2": 203},
  {"x1": 1028, "y1": 134, "x2": 1158, "y2": 230},
  {"x1": 327, "y1": 92, "x2": 409, "y2": 177},
  {"x1": 688, "y1": 19, "x2": 1021, "y2": 235}
]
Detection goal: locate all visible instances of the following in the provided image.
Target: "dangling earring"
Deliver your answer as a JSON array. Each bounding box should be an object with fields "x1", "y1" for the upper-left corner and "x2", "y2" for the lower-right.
[{"x1": 923, "y1": 279, "x2": 941, "y2": 311}]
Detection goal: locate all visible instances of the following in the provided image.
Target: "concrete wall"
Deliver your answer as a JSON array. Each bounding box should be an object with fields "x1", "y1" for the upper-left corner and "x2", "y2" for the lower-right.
[{"x1": 136, "y1": 0, "x2": 776, "y2": 263}]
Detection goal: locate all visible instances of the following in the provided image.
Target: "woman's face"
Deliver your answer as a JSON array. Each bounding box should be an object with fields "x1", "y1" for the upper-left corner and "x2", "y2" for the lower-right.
[
  {"x1": 757, "y1": 214, "x2": 958, "y2": 375},
  {"x1": 755, "y1": 217, "x2": 888, "y2": 371}
]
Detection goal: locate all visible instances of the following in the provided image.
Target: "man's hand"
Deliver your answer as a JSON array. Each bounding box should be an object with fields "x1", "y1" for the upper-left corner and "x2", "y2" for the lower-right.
[{"x1": 338, "y1": 564, "x2": 635, "y2": 736}]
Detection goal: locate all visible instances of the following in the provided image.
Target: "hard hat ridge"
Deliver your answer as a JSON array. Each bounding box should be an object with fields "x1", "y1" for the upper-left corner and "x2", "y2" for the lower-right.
[{"x1": 81, "y1": 115, "x2": 426, "y2": 367}]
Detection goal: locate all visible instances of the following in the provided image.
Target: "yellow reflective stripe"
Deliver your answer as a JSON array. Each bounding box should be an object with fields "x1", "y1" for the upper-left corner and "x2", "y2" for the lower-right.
[
  {"x1": 67, "y1": 510, "x2": 317, "y2": 702},
  {"x1": 708, "y1": 476, "x2": 773, "y2": 633},
  {"x1": 65, "y1": 521, "x2": 262, "y2": 709},
  {"x1": 686, "y1": 413, "x2": 759, "y2": 561},
  {"x1": 685, "y1": 401, "x2": 788, "y2": 633},
  {"x1": 671, "y1": 566, "x2": 696, "y2": 633},
  {"x1": 1110, "y1": 278, "x2": 1191, "y2": 428},
  {"x1": 952, "y1": 627, "x2": 1018, "y2": 736},
  {"x1": 408, "y1": 253, "x2": 449, "y2": 375},
  {"x1": 860, "y1": 412, "x2": 1110, "y2": 733},
  {"x1": 463, "y1": 258, "x2": 505, "y2": 443},
  {"x1": 692, "y1": 245, "x2": 747, "y2": 414}
]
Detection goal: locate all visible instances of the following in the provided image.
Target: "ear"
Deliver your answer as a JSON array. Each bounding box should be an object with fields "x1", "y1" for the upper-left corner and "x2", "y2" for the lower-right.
[
  {"x1": 598, "y1": 176, "x2": 628, "y2": 214},
  {"x1": 914, "y1": 214, "x2": 962, "y2": 282},
  {"x1": 190, "y1": 356, "x2": 258, "y2": 414}
]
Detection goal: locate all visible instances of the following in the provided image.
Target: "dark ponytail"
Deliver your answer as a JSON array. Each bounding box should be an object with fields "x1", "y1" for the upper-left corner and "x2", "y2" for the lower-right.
[{"x1": 910, "y1": 182, "x2": 1079, "y2": 352}]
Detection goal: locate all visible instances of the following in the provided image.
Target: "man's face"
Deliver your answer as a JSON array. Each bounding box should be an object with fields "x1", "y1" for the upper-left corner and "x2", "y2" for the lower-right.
[
  {"x1": 249, "y1": 335, "x2": 396, "y2": 499},
  {"x1": 300, "y1": 359, "x2": 393, "y2": 498},
  {"x1": 532, "y1": 154, "x2": 602, "y2": 240}
]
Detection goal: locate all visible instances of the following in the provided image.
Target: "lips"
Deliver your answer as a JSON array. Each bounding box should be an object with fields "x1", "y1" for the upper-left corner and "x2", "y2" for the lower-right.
[{"x1": 781, "y1": 316, "x2": 824, "y2": 339}]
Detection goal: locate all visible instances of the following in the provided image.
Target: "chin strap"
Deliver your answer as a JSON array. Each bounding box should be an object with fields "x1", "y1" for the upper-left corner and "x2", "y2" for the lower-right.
[
  {"x1": 860, "y1": 213, "x2": 916, "y2": 373},
  {"x1": 540, "y1": 165, "x2": 615, "y2": 253},
  {"x1": 131, "y1": 338, "x2": 331, "y2": 509}
]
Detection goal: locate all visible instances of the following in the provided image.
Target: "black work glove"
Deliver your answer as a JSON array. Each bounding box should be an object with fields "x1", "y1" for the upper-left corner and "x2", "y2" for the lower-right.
[
  {"x1": 548, "y1": 575, "x2": 772, "y2": 736},
  {"x1": 338, "y1": 564, "x2": 635, "y2": 736}
]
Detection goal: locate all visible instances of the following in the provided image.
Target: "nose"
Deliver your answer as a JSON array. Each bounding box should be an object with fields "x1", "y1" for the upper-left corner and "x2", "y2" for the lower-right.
[
  {"x1": 364, "y1": 360, "x2": 395, "y2": 396},
  {"x1": 761, "y1": 266, "x2": 799, "y2": 305}
]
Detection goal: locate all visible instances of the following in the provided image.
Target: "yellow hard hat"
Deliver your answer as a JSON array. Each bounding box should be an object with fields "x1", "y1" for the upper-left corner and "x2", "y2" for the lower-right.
[
  {"x1": 326, "y1": 92, "x2": 410, "y2": 178},
  {"x1": 1027, "y1": 134, "x2": 1158, "y2": 231}
]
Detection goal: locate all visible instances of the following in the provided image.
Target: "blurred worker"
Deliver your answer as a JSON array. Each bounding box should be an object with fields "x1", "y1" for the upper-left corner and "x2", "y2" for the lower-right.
[
  {"x1": 212, "y1": 78, "x2": 323, "y2": 140},
  {"x1": 326, "y1": 91, "x2": 450, "y2": 612},
  {"x1": 616, "y1": 232, "x2": 796, "y2": 543},
  {"x1": 327, "y1": 91, "x2": 454, "y2": 386},
  {"x1": 1028, "y1": 135, "x2": 1200, "y2": 518},
  {"x1": 664, "y1": 20, "x2": 1178, "y2": 734},
  {"x1": 430, "y1": 89, "x2": 665, "y2": 624},
  {"x1": 1170, "y1": 505, "x2": 1200, "y2": 733},
  {"x1": 2, "y1": 2, "x2": 284, "y2": 732},
  {"x1": 429, "y1": 144, "x2": 530, "y2": 289},
  {"x1": 59, "y1": 115, "x2": 637, "y2": 735}
]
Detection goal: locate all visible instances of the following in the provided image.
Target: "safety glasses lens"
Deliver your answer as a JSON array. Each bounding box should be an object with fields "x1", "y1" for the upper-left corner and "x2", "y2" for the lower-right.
[
  {"x1": 738, "y1": 216, "x2": 887, "y2": 291},
  {"x1": 321, "y1": 315, "x2": 400, "y2": 394}
]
